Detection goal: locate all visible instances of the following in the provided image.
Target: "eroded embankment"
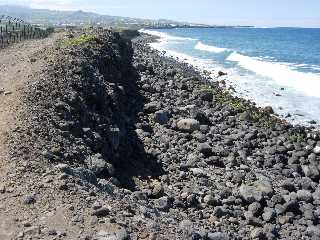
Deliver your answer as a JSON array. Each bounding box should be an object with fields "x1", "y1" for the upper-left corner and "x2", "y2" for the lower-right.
[{"x1": 9, "y1": 30, "x2": 163, "y2": 190}]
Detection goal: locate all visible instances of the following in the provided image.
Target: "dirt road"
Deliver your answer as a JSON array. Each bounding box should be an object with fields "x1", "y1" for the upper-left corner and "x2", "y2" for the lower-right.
[{"x1": 0, "y1": 33, "x2": 62, "y2": 239}]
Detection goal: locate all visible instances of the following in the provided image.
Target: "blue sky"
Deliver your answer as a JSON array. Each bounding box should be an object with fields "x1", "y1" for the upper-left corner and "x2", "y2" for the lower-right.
[{"x1": 1, "y1": 0, "x2": 319, "y2": 27}]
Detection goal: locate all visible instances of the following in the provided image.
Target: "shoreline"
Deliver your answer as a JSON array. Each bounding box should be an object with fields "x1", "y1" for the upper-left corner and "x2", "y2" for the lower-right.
[
  {"x1": 135, "y1": 33, "x2": 303, "y2": 131},
  {"x1": 1, "y1": 30, "x2": 320, "y2": 239},
  {"x1": 139, "y1": 29, "x2": 320, "y2": 129}
]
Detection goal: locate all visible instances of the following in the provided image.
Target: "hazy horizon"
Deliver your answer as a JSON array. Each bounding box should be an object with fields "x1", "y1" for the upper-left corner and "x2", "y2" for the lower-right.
[{"x1": 0, "y1": 0, "x2": 319, "y2": 28}]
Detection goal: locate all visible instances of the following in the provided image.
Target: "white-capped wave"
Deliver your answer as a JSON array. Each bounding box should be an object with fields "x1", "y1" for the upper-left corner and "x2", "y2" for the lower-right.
[
  {"x1": 194, "y1": 42, "x2": 228, "y2": 53},
  {"x1": 227, "y1": 52, "x2": 320, "y2": 98},
  {"x1": 139, "y1": 29, "x2": 197, "y2": 41}
]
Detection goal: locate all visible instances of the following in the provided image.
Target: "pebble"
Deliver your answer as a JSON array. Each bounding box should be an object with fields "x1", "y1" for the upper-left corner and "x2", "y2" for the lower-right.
[
  {"x1": 313, "y1": 146, "x2": 320, "y2": 155},
  {"x1": 154, "y1": 110, "x2": 169, "y2": 125},
  {"x1": 92, "y1": 207, "x2": 110, "y2": 217},
  {"x1": 177, "y1": 119, "x2": 200, "y2": 132},
  {"x1": 23, "y1": 195, "x2": 36, "y2": 205},
  {"x1": 207, "y1": 232, "x2": 229, "y2": 240}
]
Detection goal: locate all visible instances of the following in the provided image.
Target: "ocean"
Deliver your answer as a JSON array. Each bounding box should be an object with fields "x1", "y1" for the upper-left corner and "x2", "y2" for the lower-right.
[{"x1": 140, "y1": 27, "x2": 320, "y2": 127}]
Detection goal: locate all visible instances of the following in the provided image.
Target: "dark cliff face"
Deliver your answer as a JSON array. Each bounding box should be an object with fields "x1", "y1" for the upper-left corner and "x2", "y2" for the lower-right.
[{"x1": 12, "y1": 30, "x2": 162, "y2": 190}]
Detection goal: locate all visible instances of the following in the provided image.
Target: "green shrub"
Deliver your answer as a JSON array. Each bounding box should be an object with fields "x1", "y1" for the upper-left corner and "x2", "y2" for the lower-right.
[
  {"x1": 58, "y1": 35, "x2": 97, "y2": 47},
  {"x1": 288, "y1": 132, "x2": 305, "y2": 143}
]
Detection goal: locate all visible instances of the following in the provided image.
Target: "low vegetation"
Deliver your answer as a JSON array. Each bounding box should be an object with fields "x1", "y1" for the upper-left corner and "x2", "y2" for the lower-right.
[{"x1": 58, "y1": 34, "x2": 97, "y2": 48}]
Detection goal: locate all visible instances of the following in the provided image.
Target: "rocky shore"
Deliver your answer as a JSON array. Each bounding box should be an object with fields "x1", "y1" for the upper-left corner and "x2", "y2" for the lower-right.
[{"x1": 1, "y1": 30, "x2": 320, "y2": 240}]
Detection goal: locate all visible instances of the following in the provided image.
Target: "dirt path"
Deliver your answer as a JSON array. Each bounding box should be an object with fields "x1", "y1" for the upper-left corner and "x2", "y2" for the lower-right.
[
  {"x1": 0, "y1": 34, "x2": 61, "y2": 176},
  {"x1": 0, "y1": 34, "x2": 63, "y2": 239}
]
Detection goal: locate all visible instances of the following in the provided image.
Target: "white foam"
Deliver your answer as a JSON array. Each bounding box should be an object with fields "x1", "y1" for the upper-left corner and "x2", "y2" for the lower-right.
[
  {"x1": 154, "y1": 44, "x2": 216, "y2": 73},
  {"x1": 194, "y1": 42, "x2": 229, "y2": 53},
  {"x1": 227, "y1": 52, "x2": 320, "y2": 98},
  {"x1": 139, "y1": 28, "x2": 320, "y2": 127},
  {"x1": 139, "y1": 29, "x2": 197, "y2": 41}
]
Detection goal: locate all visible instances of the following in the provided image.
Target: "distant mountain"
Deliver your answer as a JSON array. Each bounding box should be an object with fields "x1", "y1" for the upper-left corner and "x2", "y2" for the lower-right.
[{"x1": 0, "y1": 5, "x2": 210, "y2": 29}]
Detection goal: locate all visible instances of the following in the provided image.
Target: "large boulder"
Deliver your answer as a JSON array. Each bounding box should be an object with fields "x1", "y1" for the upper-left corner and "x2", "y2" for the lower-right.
[{"x1": 177, "y1": 119, "x2": 200, "y2": 133}]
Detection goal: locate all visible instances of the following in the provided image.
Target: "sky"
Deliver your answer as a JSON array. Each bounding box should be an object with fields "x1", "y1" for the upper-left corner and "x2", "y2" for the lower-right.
[{"x1": 0, "y1": 0, "x2": 319, "y2": 27}]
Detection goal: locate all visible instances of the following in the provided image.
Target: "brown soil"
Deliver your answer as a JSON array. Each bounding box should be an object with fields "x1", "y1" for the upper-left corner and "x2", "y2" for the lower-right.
[{"x1": 0, "y1": 33, "x2": 63, "y2": 239}]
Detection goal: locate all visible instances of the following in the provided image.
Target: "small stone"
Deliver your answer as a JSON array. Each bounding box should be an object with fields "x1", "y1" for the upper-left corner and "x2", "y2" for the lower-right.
[
  {"x1": 179, "y1": 220, "x2": 193, "y2": 235},
  {"x1": 213, "y1": 206, "x2": 228, "y2": 218},
  {"x1": 306, "y1": 225, "x2": 320, "y2": 237},
  {"x1": 151, "y1": 183, "x2": 164, "y2": 198},
  {"x1": 92, "y1": 202, "x2": 102, "y2": 210},
  {"x1": 24, "y1": 195, "x2": 36, "y2": 205},
  {"x1": 313, "y1": 188, "x2": 320, "y2": 201},
  {"x1": 186, "y1": 193, "x2": 198, "y2": 207},
  {"x1": 302, "y1": 165, "x2": 319, "y2": 179},
  {"x1": 23, "y1": 221, "x2": 31, "y2": 227},
  {"x1": 278, "y1": 214, "x2": 293, "y2": 225},
  {"x1": 0, "y1": 184, "x2": 5, "y2": 194},
  {"x1": 154, "y1": 110, "x2": 169, "y2": 125},
  {"x1": 95, "y1": 226, "x2": 129, "y2": 240},
  {"x1": 250, "y1": 228, "x2": 265, "y2": 239},
  {"x1": 48, "y1": 229, "x2": 57, "y2": 235},
  {"x1": 248, "y1": 202, "x2": 261, "y2": 217},
  {"x1": 92, "y1": 207, "x2": 110, "y2": 217},
  {"x1": 262, "y1": 208, "x2": 276, "y2": 222},
  {"x1": 198, "y1": 143, "x2": 212, "y2": 156},
  {"x1": 199, "y1": 90, "x2": 214, "y2": 102},
  {"x1": 86, "y1": 154, "x2": 114, "y2": 176},
  {"x1": 264, "y1": 106, "x2": 274, "y2": 114},
  {"x1": 314, "y1": 146, "x2": 320, "y2": 155},
  {"x1": 207, "y1": 232, "x2": 229, "y2": 240},
  {"x1": 192, "y1": 111, "x2": 211, "y2": 125},
  {"x1": 24, "y1": 226, "x2": 40, "y2": 235},
  {"x1": 144, "y1": 101, "x2": 159, "y2": 113},
  {"x1": 239, "y1": 181, "x2": 273, "y2": 203},
  {"x1": 155, "y1": 196, "x2": 171, "y2": 211},
  {"x1": 55, "y1": 164, "x2": 70, "y2": 173},
  {"x1": 132, "y1": 191, "x2": 147, "y2": 200},
  {"x1": 281, "y1": 180, "x2": 296, "y2": 192},
  {"x1": 218, "y1": 71, "x2": 227, "y2": 77},
  {"x1": 190, "y1": 168, "x2": 206, "y2": 177},
  {"x1": 203, "y1": 194, "x2": 215, "y2": 206},
  {"x1": 239, "y1": 111, "x2": 252, "y2": 121},
  {"x1": 296, "y1": 190, "x2": 313, "y2": 202},
  {"x1": 239, "y1": 185, "x2": 262, "y2": 203},
  {"x1": 177, "y1": 119, "x2": 200, "y2": 133}
]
